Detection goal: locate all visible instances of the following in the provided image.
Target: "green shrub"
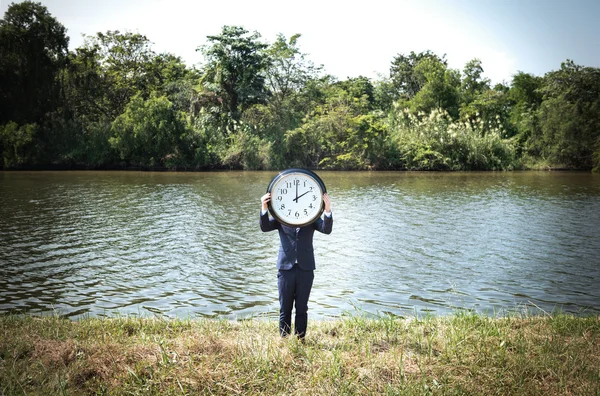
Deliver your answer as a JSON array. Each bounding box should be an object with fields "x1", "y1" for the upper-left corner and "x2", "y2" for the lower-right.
[
  {"x1": 222, "y1": 122, "x2": 271, "y2": 170},
  {"x1": 388, "y1": 107, "x2": 517, "y2": 170},
  {"x1": 0, "y1": 122, "x2": 38, "y2": 168},
  {"x1": 109, "y1": 95, "x2": 188, "y2": 167}
]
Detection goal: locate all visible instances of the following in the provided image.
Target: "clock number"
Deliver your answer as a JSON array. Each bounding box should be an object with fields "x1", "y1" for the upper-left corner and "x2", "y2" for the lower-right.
[
  {"x1": 280, "y1": 204, "x2": 285, "y2": 210},
  {"x1": 294, "y1": 179, "x2": 300, "y2": 186},
  {"x1": 280, "y1": 188, "x2": 288, "y2": 195},
  {"x1": 288, "y1": 210, "x2": 291, "y2": 216},
  {"x1": 309, "y1": 203, "x2": 313, "y2": 209},
  {"x1": 286, "y1": 181, "x2": 292, "y2": 188},
  {"x1": 304, "y1": 209, "x2": 308, "y2": 215},
  {"x1": 312, "y1": 195, "x2": 317, "y2": 201},
  {"x1": 295, "y1": 211, "x2": 299, "y2": 218},
  {"x1": 277, "y1": 195, "x2": 282, "y2": 201}
]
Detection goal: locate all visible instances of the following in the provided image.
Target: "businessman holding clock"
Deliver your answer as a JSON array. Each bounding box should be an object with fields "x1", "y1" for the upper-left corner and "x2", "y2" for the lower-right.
[{"x1": 260, "y1": 192, "x2": 332, "y2": 339}]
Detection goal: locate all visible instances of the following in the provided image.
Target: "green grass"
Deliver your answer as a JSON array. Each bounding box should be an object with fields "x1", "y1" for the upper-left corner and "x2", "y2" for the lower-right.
[{"x1": 1, "y1": 312, "x2": 599, "y2": 395}]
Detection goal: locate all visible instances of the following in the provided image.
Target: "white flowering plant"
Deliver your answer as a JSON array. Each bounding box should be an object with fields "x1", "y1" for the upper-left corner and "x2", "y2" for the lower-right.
[{"x1": 387, "y1": 106, "x2": 517, "y2": 170}]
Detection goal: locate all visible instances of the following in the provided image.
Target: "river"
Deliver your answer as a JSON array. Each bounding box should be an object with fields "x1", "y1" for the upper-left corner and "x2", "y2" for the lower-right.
[{"x1": 1, "y1": 171, "x2": 599, "y2": 319}]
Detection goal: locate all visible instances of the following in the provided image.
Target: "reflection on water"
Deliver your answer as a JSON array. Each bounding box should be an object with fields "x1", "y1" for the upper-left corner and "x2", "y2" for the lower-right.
[{"x1": 1, "y1": 171, "x2": 599, "y2": 319}]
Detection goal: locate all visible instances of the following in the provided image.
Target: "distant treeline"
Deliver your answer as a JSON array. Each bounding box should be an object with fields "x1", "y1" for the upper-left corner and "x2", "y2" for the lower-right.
[{"x1": 1, "y1": 1, "x2": 599, "y2": 171}]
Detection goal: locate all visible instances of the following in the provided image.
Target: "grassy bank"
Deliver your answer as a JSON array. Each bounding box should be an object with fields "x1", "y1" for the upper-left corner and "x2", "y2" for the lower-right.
[{"x1": 1, "y1": 313, "x2": 599, "y2": 395}]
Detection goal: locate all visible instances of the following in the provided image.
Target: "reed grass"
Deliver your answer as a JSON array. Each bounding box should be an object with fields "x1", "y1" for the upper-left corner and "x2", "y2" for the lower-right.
[
  {"x1": 1, "y1": 312, "x2": 599, "y2": 395},
  {"x1": 389, "y1": 108, "x2": 517, "y2": 170}
]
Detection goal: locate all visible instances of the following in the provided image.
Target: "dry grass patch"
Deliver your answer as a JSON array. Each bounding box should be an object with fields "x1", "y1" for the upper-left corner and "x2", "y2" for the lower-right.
[{"x1": 1, "y1": 313, "x2": 599, "y2": 394}]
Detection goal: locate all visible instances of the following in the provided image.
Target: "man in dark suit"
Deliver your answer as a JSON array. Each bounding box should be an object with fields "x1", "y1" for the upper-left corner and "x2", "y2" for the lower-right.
[{"x1": 260, "y1": 192, "x2": 333, "y2": 339}]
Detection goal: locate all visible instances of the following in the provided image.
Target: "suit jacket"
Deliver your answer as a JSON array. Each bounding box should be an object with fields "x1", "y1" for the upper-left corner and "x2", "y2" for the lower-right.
[{"x1": 260, "y1": 211, "x2": 333, "y2": 270}]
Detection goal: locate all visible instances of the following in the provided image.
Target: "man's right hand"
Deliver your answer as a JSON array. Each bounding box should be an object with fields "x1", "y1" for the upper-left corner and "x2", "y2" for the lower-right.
[{"x1": 261, "y1": 193, "x2": 271, "y2": 211}]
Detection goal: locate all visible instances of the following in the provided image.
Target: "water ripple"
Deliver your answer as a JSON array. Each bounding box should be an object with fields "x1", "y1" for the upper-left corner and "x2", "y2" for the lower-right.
[{"x1": 1, "y1": 171, "x2": 600, "y2": 319}]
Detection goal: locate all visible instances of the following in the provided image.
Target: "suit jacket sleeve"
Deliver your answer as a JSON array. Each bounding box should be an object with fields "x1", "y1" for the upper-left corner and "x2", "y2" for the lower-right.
[
  {"x1": 314, "y1": 213, "x2": 333, "y2": 234},
  {"x1": 260, "y1": 210, "x2": 280, "y2": 232}
]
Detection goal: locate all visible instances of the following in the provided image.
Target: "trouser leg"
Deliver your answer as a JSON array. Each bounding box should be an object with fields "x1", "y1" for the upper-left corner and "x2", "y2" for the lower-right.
[
  {"x1": 277, "y1": 268, "x2": 295, "y2": 336},
  {"x1": 293, "y1": 268, "x2": 314, "y2": 338}
]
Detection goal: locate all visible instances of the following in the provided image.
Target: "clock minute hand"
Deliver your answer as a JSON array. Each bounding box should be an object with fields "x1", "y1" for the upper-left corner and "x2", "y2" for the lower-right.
[{"x1": 295, "y1": 190, "x2": 311, "y2": 201}]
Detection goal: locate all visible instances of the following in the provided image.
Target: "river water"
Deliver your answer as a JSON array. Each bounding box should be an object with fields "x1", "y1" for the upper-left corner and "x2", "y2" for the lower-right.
[{"x1": 1, "y1": 171, "x2": 599, "y2": 320}]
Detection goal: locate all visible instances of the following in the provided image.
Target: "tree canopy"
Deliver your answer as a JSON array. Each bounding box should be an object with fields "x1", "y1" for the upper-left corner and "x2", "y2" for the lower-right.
[{"x1": 1, "y1": 1, "x2": 599, "y2": 171}]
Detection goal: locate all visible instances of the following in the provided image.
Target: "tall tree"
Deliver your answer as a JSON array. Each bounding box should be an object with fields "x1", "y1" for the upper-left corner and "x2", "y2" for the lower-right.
[
  {"x1": 71, "y1": 31, "x2": 156, "y2": 119},
  {"x1": 532, "y1": 61, "x2": 600, "y2": 169},
  {"x1": 0, "y1": 1, "x2": 68, "y2": 124},
  {"x1": 265, "y1": 33, "x2": 320, "y2": 111},
  {"x1": 236, "y1": 33, "x2": 322, "y2": 167},
  {"x1": 460, "y1": 58, "x2": 490, "y2": 106},
  {"x1": 66, "y1": 32, "x2": 194, "y2": 121},
  {"x1": 336, "y1": 76, "x2": 376, "y2": 110},
  {"x1": 198, "y1": 26, "x2": 269, "y2": 131},
  {"x1": 509, "y1": 71, "x2": 543, "y2": 111},
  {"x1": 389, "y1": 50, "x2": 447, "y2": 101},
  {"x1": 409, "y1": 57, "x2": 461, "y2": 118},
  {"x1": 506, "y1": 71, "x2": 543, "y2": 144}
]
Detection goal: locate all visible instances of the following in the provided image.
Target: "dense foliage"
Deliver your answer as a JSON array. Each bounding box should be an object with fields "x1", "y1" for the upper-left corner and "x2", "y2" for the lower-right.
[{"x1": 1, "y1": 1, "x2": 599, "y2": 171}]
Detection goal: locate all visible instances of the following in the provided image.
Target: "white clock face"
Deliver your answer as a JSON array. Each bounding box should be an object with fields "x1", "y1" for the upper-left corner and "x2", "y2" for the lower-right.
[{"x1": 269, "y1": 172, "x2": 324, "y2": 226}]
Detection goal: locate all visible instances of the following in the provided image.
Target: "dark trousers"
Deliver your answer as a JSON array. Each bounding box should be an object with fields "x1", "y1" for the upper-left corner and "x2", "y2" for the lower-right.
[{"x1": 277, "y1": 265, "x2": 314, "y2": 338}]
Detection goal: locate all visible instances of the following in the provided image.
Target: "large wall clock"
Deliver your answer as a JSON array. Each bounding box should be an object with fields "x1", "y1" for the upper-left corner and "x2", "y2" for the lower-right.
[{"x1": 266, "y1": 168, "x2": 327, "y2": 227}]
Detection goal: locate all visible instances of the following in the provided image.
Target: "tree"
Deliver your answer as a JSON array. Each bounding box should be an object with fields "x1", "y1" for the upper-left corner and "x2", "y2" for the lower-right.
[
  {"x1": 460, "y1": 58, "x2": 490, "y2": 107},
  {"x1": 109, "y1": 95, "x2": 189, "y2": 167},
  {"x1": 0, "y1": 122, "x2": 37, "y2": 168},
  {"x1": 285, "y1": 86, "x2": 386, "y2": 170},
  {"x1": 336, "y1": 76, "x2": 376, "y2": 110},
  {"x1": 198, "y1": 26, "x2": 270, "y2": 131},
  {"x1": 234, "y1": 33, "x2": 324, "y2": 168},
  {"x1": 509, "y1": 71, "x2": 543, "y2": 111},
  {"x1": 59, "y1": 31, "x2": 194, "y2": 167},
  {"x1": 531, "y1": 61, "x2": 600, "y2": 169},
  {"x1": 409, "y1": 57, "x2": 461, "y2": 118},
  {"x1": 147, "y1": 53, "x2": 199, "y2": 112},
  {"x1": 460, "y1": 86, "x2": 513, "y2": 137},
  {"x1": 389, "y1": 50, "x2": 447, "y2": 101},
  {"x1": 459, "y1": 60, "x2": 508, "y2": 136},
  {"x1": 505, "y1": 71, "x2": 543, "y2": 147},
  {"x1": 265, "y1": 33, "x2": 321, "y2": 111},
  {"x1": 68, "y1": 31, "x2": 157, "y2": 120},
  {"x1": 0, "y1": 1, "x2": 68, "y2": 124},
  {"x1": 373, "y1": 76, "x2": 397, "y2": 112}
]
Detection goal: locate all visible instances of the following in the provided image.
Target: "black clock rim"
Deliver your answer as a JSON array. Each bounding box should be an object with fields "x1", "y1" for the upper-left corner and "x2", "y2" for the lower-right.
[{"x1": 266, "y1": 168, "x2": 327, "y2": 227}]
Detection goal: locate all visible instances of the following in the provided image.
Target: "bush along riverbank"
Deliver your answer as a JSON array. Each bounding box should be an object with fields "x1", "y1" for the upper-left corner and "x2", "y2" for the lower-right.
[{"x1": 1, "y1": 312, "x2": 599, "y2": 394}]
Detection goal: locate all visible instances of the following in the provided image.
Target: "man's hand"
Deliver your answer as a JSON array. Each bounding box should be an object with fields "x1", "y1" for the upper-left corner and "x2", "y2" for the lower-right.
[
  {"x1": 323, "y1": 193, "x2": 331, "y2": 213},
  {"x1": 261, "y1": 193, "x2": 271, "y2": 211}
]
